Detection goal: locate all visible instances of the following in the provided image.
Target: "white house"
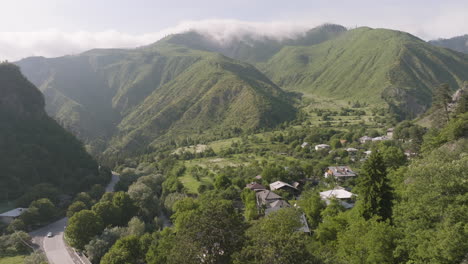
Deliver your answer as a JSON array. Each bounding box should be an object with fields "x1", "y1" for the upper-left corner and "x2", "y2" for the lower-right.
[
  {"x1": 0, "y1": 208, "x2": 26, "y2": 224},
  {"x1": 359, "y1": 136, "x2": 372, "y2": 144},
  {"x1": 372, "y1": 136, "x2": 390, "y2": 142},
  {"x1": 346, "y1": 147, "x2": 358, "y2": 153},
  {"x1": 315, "y1": 144, "x2": 330, "y2": 151},
  {"x1": 387, "y1": 128, "x2": 394, "y2": 139},
  {"x1": 320, "y1": 187, "x2": 356, "y2": 209},
  {"x1": 269, "y1": 181, "x2": 298, "y2": 192},
  {"x1": 301, "y1": 142, "x2": 309, "y2": 148}
]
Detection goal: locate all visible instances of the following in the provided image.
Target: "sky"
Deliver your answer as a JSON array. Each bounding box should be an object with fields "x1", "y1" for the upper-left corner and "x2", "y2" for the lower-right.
[{"x1": 1, "y1": 0, "x2": 467, "y2": 61}]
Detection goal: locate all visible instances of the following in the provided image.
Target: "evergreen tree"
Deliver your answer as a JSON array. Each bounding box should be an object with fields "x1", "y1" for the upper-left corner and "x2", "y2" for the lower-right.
[
  {"x1": 431, "y1": 83, "x2": 452, "y2": 128},
  {"x1": 356, "y1": 152, "x2": 393, "y2": 221}
]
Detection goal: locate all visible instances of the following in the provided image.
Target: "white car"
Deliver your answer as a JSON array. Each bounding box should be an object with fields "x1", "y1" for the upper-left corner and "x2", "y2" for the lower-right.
[{"x1": 47, "y1": 232, "x2": 53, "y2": 237}]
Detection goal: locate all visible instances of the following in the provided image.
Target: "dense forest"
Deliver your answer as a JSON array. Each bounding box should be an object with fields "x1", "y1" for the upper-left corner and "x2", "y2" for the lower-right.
[
  {"x1": 0, "y1": 62, "x2": 108, "y2": 204},
  {"x1": 1, "y1": 21, "x2": 468, "y2": 264},
  {"x1": 55, "y1": 84, "x2": 467, "y2": 263}
]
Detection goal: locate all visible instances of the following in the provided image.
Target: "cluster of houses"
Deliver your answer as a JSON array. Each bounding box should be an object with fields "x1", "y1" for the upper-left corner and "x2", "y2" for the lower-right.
[
  {"x1": 359, "y1": 128, "x2": 394, "y2": 144},
  {"x1": 246, "y1": 180, "x2": 310, "y2": 233},
  {"x1": 245, "y1": 165, "x2": 361, "y2": 232}
]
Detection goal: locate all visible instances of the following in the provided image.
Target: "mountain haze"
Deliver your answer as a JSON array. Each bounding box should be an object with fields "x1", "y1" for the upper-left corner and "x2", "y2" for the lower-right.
[
  {"x1": 0, "y1": 63, "x2": 100, "y2": 200},
  {"x1": 162, "y1": 24, "x2": 347, "y2": 64},
  {"x1": 16, "y1": 42, "x2": 296, "y2": 155},
  {"x1": 429, "y1": 35, "x2": 468, "y2": 54}
]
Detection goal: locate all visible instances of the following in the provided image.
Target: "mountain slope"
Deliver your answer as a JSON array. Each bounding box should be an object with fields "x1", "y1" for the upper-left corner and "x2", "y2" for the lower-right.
[
  {"x1": 161, "y1": 24, "x2": 347, "y2": 64},
  {"x1": 0, "y1": 63, "x2": 100, "y2": 200},
  {"x1": 261, "y1": 27, "x2": 468, "y2": 117},
  {"x1": 16, "y1": 43, "x2": 296, "y2": 155},
  {"x1": 429, "y1": 35, "x2": 468, "y2": 54},
  {"x1": 112, "y1": 53, "x2": 295, "y2": 153}
]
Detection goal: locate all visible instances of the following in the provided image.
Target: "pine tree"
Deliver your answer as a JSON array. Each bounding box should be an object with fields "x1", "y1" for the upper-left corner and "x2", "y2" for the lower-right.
[
  {"x1": 356, "y1": 152, "x2": 393, "y2": 221},
  {"x1": 431, "y1": 83, "x2": 452, "y2": 128}
]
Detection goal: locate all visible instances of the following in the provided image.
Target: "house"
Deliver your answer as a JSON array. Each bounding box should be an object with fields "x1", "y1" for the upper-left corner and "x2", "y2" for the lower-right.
[
  {"x1": 340, "y1": 139, "x2": 348, "y2": 145},
  {"x1": 359, "y1": 136, "x2": 372, "y2": 144},
  {"x1": 364, "y1": 150, "x2": 372, "y2": 156},
  {"x1": 301, "y1": 142, "x2": 309, "y2": 148},
  {"x1": 0, "y1": 208, "x2": 26, "y2": 224},
  {"x1": 372, "y1": 136, "x2": 389, "y2": 142},
  {"x1": 320, "y1": 187, "x2": 356, "y2": 209},
  {"x1": 325, "y1": 166, "x2": 357, "y2": 180},
  {"x1": 256, "y1": 190, "x2": 282, "y2": 207},
  {"x1": 269, "y1": 181, "x2": 298, "y2": 192},
  {"x1": 315, "y1": 144, "x2": 330, "y2": 151},
  {"x1": 254, "y1": 175, "x2": 262, "y2": 180},
  {"x1": 265, "y1": 200, "x2": 291, "y2": 215},
  {"x1": 246, "y1": 182, "x2": 267, "y2": 192},
  {"x1": 387, "y1": 128, "x2": 394, "y2": 139},
  {"x1": 292, "y1": 181, "x2": 300, "y2": 189},
  {"x1": 346, "y1": 147, "x2": 358, "y2": 153},
  {"x1": 404, "y1": 150, "x2": 417, "y2": 158}
]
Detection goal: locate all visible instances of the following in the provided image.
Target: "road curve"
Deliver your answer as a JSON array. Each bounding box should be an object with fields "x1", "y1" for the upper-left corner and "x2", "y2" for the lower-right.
[{"x1": 30, "y1": 172, "x2": 119, "y2": 264}]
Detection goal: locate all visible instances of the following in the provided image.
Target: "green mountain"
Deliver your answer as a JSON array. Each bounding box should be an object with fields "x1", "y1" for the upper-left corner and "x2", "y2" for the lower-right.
[
  {"x1": 16, "y1": 43, "x2": 296, "y2": 155},
  {"x1": 163, "y1": 24, "x2": 347, "y2": 64},
  {"x1": 0, "y1": 63, "x2": 101, "y2": 200},
  {"x1": 429, "y1": 35, "x2": 468, "y2": 54},
  {"x1": 261, "y1": 27, "x2": 468, "y2": 118}
]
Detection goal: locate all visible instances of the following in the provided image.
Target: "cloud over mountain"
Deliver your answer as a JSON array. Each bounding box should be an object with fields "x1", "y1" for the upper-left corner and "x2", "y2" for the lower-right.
[{"x1": 1, "y1": 20, "x2": 320, "y2": 61}]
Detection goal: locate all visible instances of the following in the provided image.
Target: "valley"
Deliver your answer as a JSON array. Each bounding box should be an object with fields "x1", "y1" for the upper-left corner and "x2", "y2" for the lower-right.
[{"x1": 0, "y1": 17, "x2": 467, "y2": 264}]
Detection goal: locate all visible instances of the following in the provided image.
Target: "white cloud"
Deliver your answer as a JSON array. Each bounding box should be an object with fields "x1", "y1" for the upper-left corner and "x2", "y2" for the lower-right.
[
  {"x1": 0, "y1": 20, "x2": 322, "y2": 61},
  {"x1": 1, "y1": 16, "x2": 467, "y2": 62}
]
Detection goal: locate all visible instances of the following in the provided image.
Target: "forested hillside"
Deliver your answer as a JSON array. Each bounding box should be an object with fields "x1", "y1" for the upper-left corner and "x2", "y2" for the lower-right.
[
  {"x1": 0, "y1": 62, "x2": 104, "y2": 202},
  {"x1": 262, "y1": 27, "x2": 468, "y2": 118},
  {"x1": 430, "y1": 35, "x2": 468, "y2": 54},
  {"x1": 16, "y1": 43, "x2": 296, "y2": 156}
]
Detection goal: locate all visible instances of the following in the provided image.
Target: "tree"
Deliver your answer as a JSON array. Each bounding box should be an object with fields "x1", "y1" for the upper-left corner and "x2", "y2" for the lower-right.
[
  {"x1": 298, "y1": 191, "x2": 326, "y2": 229},
  {"x1": 128, "y1": 180, "x2": 160, "y2": 221},
  {"x1": 431, "y1": 83, "x2": 452, "y2": 128},
  {"x1": 100, "y1": 235, "x2": 142, "y2": 264},
  {"x1": 240, "y1": 189, "x2": 258, "y2": 221},
  {"x1": 213, "y1": 174, "x2": 232, "y2": 190},
  {"x1": 67, "y1": 201, "x2": 87, "y2": 218},
  {"x1": 126, "y1": 217, "x2": 145, "y2": 236},
  {"x1": 393, "y1": 141, "x2": 468, "y2": 263},
  {"x1": 24, "y1": 250, "x2": 48, "y2": 264},
  {"x1": 92, "y1": 201, "x2": 121, "y2": 227},
  {"x1": 7, "y1": 219, "x2": 26, "y2": 233},
  {"x1": 88, "y1": 184, "x2": 105, "y2": 200},
  {"x1": 29, "y1": 198, "x2": 57, "y2": 223},
  {"x1": 146, "y1": 228, "x2": 176, "y2": 264},
  {"x1": 73, "y1": 192, "x2": 93, "y2": 208},
  {"x1": 85, "y1": 227, "x2": 126, "y2": 264},
  {"x1": 65, "y1": 210, "x2": 104, "y2": 250},
  {"x1": 234, "y1": 208, "x2": 316, "y2": 264},
  {"x1": 112, "y1": 192, "x2": 137, "y2": 226},
  {"x1": 336, "y1": 217, "x2": 397, "y2": 264},
  {"x1": 169, "y1": 199, "x2": 245, "y2": 264},
  {"x1": 356, "y1": 152, "x2": 393, "y2": 221}
]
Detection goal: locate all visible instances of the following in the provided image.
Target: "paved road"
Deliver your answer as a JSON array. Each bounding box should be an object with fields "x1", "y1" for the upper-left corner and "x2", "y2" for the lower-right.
[
  {"x1": 106, "y1": 172, "x2": 120, "y2": 192},
  {"x1": 30, "y1": 172, "x2": 119, "y2": 264}
]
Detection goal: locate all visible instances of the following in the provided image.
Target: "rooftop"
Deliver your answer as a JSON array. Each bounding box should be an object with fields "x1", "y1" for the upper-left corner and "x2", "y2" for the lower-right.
[
  {"x1": 326, "y1": 166, "x2": 357, "y2": 177},
  {"x1": 246, "y1": 182, "x2": 267, "y2": 191},
  {"x1": 0, "y1": 208, "x2": 26, "y2": 218},
  {"x1": 320, "y1": 187, "x2": 355, "y2": 199},
  {"x1": 269, "y1": 181, "x2": 298, "y2": 191},
  {"x1": 256, "y1": 190, "x2": 282, "y2": 203}
]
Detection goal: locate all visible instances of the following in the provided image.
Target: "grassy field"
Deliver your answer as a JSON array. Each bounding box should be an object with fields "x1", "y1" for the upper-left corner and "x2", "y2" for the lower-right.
[{"x1": 0, "y1": 256, "x2": 26, "y2": 264}]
